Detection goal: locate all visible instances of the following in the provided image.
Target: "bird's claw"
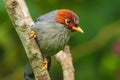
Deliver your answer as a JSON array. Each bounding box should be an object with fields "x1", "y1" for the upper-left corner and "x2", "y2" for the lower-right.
[
  {"x1": 30, "y1": 31, "x2": 36, "y2": 39},
  {"x1": 41, "y1": 58, "x2": 48, "y2": 71}
]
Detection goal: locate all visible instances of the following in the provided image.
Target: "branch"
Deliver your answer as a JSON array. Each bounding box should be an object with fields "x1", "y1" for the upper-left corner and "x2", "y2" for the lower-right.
[
  {"x1": 55, "y1": 46, "x2": 75, "y2": 80},
  {"x1": 3, "y1": 0, "x2": 51, "y2": 80}
]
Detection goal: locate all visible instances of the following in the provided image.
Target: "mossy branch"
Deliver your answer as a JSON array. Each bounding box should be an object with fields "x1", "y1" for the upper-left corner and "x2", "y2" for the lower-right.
[{"x1": 3, "y1": 0, "x2": 50, "y2": 80}]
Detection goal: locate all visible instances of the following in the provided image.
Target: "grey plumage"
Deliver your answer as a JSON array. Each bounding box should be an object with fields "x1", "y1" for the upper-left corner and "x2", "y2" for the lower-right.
[
  {"x1": 31, "y1": 10, "x2": 71, "y2": 57},
  {"x1": 24, "y1": 62, "x2": 34, "y2": 80},
  {"x1": 24, "y1": 10, "x2": 71, "y2": 80}
]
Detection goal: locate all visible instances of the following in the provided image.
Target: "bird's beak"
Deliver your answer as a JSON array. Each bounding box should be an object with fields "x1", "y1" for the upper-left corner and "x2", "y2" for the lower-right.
[{"x1": 72, "y1": 26, "x2": 84, "y2": 33}]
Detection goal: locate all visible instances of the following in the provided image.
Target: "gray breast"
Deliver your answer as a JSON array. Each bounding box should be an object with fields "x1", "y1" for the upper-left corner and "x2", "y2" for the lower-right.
[
  {"x1": 31, "y1": 16, "x2": 71, "y2": 57},
  {"x1": 31, "y1": 10, "x2": 71, "y2": 56}
]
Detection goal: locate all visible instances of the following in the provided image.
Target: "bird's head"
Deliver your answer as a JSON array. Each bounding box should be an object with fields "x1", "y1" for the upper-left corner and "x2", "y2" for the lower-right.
[{"x1": 56, "y1": 9, "x2": 84, "y2": 33}]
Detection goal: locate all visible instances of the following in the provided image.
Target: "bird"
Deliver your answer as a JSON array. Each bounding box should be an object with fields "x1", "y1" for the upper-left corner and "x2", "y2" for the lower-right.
[{"x1": 24, "y1": 9, "x2": 84, "y2": 80}]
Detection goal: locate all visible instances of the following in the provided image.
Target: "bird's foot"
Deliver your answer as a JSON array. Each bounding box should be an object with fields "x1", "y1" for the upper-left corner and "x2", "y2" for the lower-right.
[
  {"x1": 41, "y1": 58, "x2": 48, "y2": 71},
  {"x1": 30, "y1": 31, "x2": 36, "y2": 38}
]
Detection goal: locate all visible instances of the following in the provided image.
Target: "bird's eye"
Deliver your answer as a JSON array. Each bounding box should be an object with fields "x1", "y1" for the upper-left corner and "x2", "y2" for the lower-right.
[{"x1": 65, "y1": 19, "x2": 71, "y2": 25}]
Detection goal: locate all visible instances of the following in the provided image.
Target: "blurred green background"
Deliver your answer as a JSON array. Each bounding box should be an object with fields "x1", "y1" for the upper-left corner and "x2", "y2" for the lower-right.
[{"x1": 0, "y1": 0, "x2": 120, "y2": 80}]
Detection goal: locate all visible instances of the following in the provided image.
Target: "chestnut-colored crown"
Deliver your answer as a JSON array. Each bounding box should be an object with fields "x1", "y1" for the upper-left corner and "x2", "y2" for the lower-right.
[{"x1": 56, "y1": 9, "x2": 79, "y2": 27}]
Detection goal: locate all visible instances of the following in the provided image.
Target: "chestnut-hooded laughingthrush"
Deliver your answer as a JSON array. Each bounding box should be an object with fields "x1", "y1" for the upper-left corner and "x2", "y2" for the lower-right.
[{"x1": 24, "y1": 9, "x2": 84, "y2": 80}]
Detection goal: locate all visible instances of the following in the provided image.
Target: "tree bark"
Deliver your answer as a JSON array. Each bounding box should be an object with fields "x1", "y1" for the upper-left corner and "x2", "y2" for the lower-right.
[
  {"x1": 55, "y1": 46, "x2": 75, "y2": 80},
  {"x1": 3, "y1": 0, "x2": 50, "y2": 80}
]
